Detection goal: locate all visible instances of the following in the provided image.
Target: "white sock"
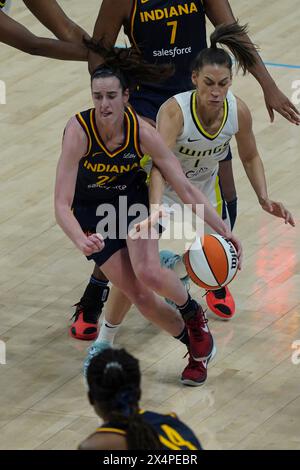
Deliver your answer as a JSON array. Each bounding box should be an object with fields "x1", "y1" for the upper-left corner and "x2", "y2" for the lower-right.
[{"x1": 95, "y1": 318, "x2": 121, "y2": 345}]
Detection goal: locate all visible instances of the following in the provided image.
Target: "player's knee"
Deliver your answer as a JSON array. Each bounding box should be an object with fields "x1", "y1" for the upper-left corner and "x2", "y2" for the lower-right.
[
  {"x1": 136, "y1": 268, "x2": 162, "y2": 291},
  {"x1": 131, "y1": 289, "x2": 152, "y2": 308}
]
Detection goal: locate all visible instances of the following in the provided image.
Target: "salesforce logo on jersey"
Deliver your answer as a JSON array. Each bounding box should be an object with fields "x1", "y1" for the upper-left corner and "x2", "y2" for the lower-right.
[{"x1": 153, "y1": 46, "x2": 192, "y2": 58}]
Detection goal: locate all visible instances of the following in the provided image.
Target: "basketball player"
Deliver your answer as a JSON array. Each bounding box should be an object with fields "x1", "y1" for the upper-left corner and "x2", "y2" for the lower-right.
[
  {"x1": 71, "y1": 0, "x2": 299, "y2": 341},
  {"x1": 79, "y1": 347, "x2": 202, "y2": 450},
  {"x1": 90, "y1": 0, "x2": 299, "y2": 126},
  {"x1": 54, "y1": 48, "x2": 242, "y2": 384},
  {"x1": 150, "y1": 23, "x2": 295, "y2": 316},
  {"x1": 0, "y1": 0, "x2": 88, "y2": 61}
]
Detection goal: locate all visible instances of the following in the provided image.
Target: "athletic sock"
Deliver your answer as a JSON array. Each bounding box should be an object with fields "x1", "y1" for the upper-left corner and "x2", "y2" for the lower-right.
[
  {"x1": 176, "y1": 294, "x2": 198, "y2": 321},
  {"x1": 95, "y1": 318, "x2": 121, "y2": 345},
  {"x1": 174, "y1": 326, "x2": 189, "y2": 347},
  {"x1": 79, "y1": 276, "x2": 109, "y2": 312}
]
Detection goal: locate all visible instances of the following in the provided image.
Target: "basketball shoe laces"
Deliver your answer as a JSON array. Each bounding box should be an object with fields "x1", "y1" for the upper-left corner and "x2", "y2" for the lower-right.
[
  {"x1": 204, "y1": 288, "x2": 226, "y2": 299},
  {"x1": 71, "y1": 302, "x2": 99, "y2": 324},
  {"x1": 187, "y1": 307, "x2": 209, "y2": 342}
]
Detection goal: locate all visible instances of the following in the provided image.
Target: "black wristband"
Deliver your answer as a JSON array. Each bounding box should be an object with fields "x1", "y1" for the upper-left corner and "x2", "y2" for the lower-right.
[{"x1": 226, "y1": 197, "x2": 238, "y2": 230}]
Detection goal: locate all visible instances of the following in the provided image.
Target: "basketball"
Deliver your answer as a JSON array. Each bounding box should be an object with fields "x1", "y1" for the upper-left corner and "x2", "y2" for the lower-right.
[{"x1": 183, "y1": 234, "x2": 238, "y2": 290}]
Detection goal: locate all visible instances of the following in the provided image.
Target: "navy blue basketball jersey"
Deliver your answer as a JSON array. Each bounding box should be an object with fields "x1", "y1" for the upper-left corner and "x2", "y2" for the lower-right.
[
  {"x1": 125, "y1": 0, "x2": 207, "y2": 120},
  {"x1": 96, "y1": 409, "x2": 202, "y2": 450},
  {"x1": 73, "y1": 106, "x2": 146, "y2": 203}
]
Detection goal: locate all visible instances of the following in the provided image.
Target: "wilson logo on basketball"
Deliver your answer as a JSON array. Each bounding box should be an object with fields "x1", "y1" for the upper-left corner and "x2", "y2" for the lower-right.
[{"x1": 227, "y1": 240, "x2": 238, "y2": 270}]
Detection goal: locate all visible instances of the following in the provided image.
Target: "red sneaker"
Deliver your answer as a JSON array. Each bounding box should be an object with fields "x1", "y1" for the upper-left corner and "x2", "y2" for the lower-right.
[
  {"x1": 181, "y1": 357, "x2": 208, "y2": 386},
  {"x1": 185, "y1": 305, "x2": 214, "y2": 361},
  {"x1": 69, "y1": 303, "x2": 100, "y2": 341},
  {"x1": 181, "y1": 345, "x2": 216, "y2": 386},
  {"x1": 206, "y1": 286, "x2": 235, "y2": 320}
]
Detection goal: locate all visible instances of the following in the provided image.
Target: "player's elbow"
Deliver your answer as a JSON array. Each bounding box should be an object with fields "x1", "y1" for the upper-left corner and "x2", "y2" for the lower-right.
[
  {"x1": 56, "y1": 21, "x2": 85, "y2": 44},
  {"x1": 241, "y1": 150, "x2": 259, "y2": 163},
  {"x1": 241, "y1": 152, "x2": 260, "y2": 170}
]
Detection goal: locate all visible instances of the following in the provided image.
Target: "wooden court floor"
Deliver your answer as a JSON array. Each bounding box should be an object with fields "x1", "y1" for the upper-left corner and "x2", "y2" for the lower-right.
[{"x1": 0, "y1": 0, "x2": 299, "y2": 450}]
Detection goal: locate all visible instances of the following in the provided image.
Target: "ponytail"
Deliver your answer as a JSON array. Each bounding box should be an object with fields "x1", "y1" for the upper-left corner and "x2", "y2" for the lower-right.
[
  {"x1": 84, "y1": 38, "x2": 174, "y2": 89},
  {"x1": 108, "y1": 411, "x2": 162, "y2": 450},
  {"x1": 192, "y1": 22, "x2": 259, "y2": 75},
  {"x1": 127, "y1": 414, "x2": 162, "y2": 450}
]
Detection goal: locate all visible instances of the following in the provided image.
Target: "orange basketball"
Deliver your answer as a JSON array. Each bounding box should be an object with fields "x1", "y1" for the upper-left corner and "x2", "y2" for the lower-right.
[{"x1": 183, "y1": 234, "x2": 238, "y2": 290}]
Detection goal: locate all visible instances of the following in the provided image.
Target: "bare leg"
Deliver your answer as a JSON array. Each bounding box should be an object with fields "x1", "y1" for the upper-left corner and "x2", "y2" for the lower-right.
[
  {"x1": 218, "y1": 159, "x2": 237, "y2": 202},
  {"x1": 104, "y1": 285, "x2": 132, "y2": 325},
  {"x1": 92, "y1": 265, "x2": 133, "y2": 324},
  {"x1": 125, "y1": 238, "x2": 214, "y2": 362},
  {"x1": 84, "y1": 246, "x2": 214, "y2": 381},
  {"x1": 127, "y1": 235, "x2": 189, "y2": 306},
  {"x1": 100, "y1": 248, "x2": 184, "y2": 337},
  {"x1": 93, "y1": 262, "x2": 132, "y2": 327},
  {"x1": 92, "y1": 263, "x2": 108, "y2": 281}
]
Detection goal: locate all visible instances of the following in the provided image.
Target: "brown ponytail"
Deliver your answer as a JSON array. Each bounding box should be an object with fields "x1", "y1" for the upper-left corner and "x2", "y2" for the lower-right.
[
  {"x1": 192, "y1": 22, "x2": 259, "y2": 75},
  {"x1": 84, "y1": 38, "x2": 174, "y2": 89}
]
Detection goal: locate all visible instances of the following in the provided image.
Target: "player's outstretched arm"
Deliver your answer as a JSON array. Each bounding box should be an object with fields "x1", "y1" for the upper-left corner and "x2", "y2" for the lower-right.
[
  {"x1": 204, "y1": 0, "x2": 300, "y2": 125},
  {"x1": 23, "y1": 0, "x2": 89, "y2": 44},
  {"x1": 0, "y1": 9, "x2": 87, "y2": 60},
  {"x1": 235, "y1": 97, "x2": 295, "y2": 227}
]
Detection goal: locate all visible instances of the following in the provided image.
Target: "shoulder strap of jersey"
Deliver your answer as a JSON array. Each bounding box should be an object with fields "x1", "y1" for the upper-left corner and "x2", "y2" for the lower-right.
[
  {"x1": 75, "y1": 109, "x2": 94, "y2": 157},
  {"x1": 126, "y1": 105, "x2": 144, "y2": 159},
  {"x1": 96, "y1": 425, "x2": 126, "y2": 436},
  {"x1": 127, "y1": 0, "x2": 139, "y2": 50}
]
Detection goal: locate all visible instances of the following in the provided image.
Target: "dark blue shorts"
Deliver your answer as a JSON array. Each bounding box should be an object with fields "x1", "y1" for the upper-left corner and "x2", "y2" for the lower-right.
[
  {"x1": 73, "y1": 182, "x2": 150, "y2": 267},
  {"x1": 220, "y1": 147, "x2": 233, "y2": 162},
  {"x1": 130, "y1": 89, "x2": 172, "y2": 122}
]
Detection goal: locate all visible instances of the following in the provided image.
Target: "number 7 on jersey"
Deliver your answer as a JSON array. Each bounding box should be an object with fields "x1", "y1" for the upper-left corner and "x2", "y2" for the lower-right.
[{"x1": 167, "y1": 21, "x2": 178, "y2": 45}]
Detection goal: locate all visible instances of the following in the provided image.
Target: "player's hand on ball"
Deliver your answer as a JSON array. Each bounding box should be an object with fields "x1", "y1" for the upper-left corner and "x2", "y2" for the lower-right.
[{"x1": 228, "y1": 233, "x2": 243, "y2": 270}]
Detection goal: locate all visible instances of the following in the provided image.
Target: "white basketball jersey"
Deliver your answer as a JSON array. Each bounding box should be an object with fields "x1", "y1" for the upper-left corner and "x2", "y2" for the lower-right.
[{"x1": 164, "y1": 89, "x2": 238, "y2": 208}]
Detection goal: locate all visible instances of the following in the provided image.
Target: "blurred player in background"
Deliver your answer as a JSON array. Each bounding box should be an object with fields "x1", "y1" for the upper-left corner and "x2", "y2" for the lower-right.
[{"x1": 80, "y1": 347, "x2": 203, "y2": 450}]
